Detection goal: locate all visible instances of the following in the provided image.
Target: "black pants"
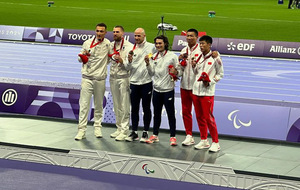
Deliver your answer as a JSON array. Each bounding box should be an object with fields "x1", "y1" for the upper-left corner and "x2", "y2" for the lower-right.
[
  {"x1": 152, "y1": 90, "x2": 176, "y2": 137},
  {"x1": 130, "y1": 82, "x2": 152, "y2": 131}
]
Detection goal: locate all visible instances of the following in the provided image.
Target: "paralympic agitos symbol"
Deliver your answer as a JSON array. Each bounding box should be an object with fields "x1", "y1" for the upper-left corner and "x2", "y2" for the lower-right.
[
  {"x1": 142, "y1": 164, "x2": 155, "y2": 174},
  {"x1": 228, "y1": 110, "x2": 252, "y2": 129}
]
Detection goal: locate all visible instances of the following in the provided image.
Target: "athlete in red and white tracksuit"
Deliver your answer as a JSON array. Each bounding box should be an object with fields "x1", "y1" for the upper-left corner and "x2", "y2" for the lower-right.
[
  {"x1": 109, "y1": 26, "x2": 133, "y2": 140},
  {"x1": 192, "y1": 35, "x2": 224, "y2": 152},
  {"x1": 175, "y1": 29, "x2": 202, "y2": 145},
  {"x1": 75, "y1": 23, "x2": 111, "y2": 140},
  {"x1": 178, "y1": 43, "x2": 201, "y2": 134}
]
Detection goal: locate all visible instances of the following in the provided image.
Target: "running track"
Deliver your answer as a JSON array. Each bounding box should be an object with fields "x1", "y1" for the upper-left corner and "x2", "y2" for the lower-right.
[{"x1": 0, "y1": 41, "x2": 299, "y2": 103}]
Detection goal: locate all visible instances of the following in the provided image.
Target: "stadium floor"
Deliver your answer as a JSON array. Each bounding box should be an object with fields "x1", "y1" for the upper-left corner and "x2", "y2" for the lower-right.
[{"x1": 0, "y1": 41, "x2": 300, "y2": 188}]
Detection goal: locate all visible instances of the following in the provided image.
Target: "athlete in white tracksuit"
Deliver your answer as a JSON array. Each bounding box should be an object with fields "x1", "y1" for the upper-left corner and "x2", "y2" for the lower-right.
[
  {"x1": 192, "y1": 35, "x2": 224, "y2": 152},
  {"x1": 145, "y1": 35, "x2": 179, "y2": 146},
  {"x1": 123, "y1": 28, "x2": 156, "y2": 142},
  {"x1": 109, "y1": 26, "x2": 133, "y2": 141},
  {"x1": 75, "y1": 23, "x2": 110, "y2": 140}
]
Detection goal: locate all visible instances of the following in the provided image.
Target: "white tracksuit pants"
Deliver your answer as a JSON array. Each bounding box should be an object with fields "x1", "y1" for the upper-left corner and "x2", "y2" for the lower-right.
[
  {"x1": 78, "y1": 78, "x2": 105, "y2": 131},
  {"x1": 109, "y1": 77, "x2": 130, "y2": 134}
]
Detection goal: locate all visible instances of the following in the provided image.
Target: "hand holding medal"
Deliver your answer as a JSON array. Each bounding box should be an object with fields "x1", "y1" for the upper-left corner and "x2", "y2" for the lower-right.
[
  {"x1": 144, "y1": 53, "x2": 153, "y2": 66},
  {"x1": 179, "y1": 53, "x2": 188, "y2": 67},
  {"x1": 128, "y1": 50, "x2": 134, "y2": 63}
]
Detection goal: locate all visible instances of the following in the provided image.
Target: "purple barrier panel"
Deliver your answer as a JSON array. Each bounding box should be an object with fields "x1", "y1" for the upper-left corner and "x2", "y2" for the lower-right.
[
  {"x1": 172, "y1": 35, "x2": 219, "y2": 51},
  {"x1": 0, "y1": 25, "x2": 24, "y2": 41},
  {"x1": 103, "y1": 91, "x2": 116, "y2": 124},
  {"x1": 24, "y1": 86, "x2": 81, "y2": 120},
  {"x1": 263, "y1": 41, "x2": 300, "y2": 59},
  {"x1": 0, "y1": 83, "x2": 29, "y2": 113},
  {"x1": 286, "y1": 108, "x2": 300, "y2": 142},
  {"x1": 217, "y1": 38, "x2": 264, "y2": 57},
  {"x1": 22, "y1": 26, "x2": 63, "y2": 43},
  {"x1": 214, "y1": 101, "x2": 290, "y2": 141},
  {"x1": 61, "y1": 29, "x2": 135, "y2": 45},
  {"x1": 115, "y1": 95, "x2": 191, "y2": 132}
]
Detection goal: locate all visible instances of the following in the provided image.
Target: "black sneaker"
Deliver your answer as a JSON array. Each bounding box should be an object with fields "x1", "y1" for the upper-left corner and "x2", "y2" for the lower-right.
[
  {"x1": 140, "y1": 131, "x2": 148, "y2": 143},
  {"x1": 125, "y1": 131, "x2": 139, "y2": 142}
]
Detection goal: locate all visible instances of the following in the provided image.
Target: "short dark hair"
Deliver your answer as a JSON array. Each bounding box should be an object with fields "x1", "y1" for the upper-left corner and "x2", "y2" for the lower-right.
[
  {"x1": 187, "y1": 28, "x2": 198, "y2": 37},
  {"x1": 96, "y1": 23, "x2": 107, "y2": 29},
  {"x1": 114, "y1": 25, "x2": 124, "y2": 32},
  {"x1": 154, "y1": 35, "x2": 169, "y2": 50},
  {"x1": 199, "y1": 35, "x2": 213, "y2": 44}
]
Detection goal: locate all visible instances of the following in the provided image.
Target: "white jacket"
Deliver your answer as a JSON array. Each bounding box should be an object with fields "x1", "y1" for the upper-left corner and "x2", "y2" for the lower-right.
[
  {"x1": 192, "y1": 51, "x2": 224, "y2": 96},
  {"x1": 109, "y1": 39, "x2": 134, "y2": 79},
  {"x1": 147, "y1": 50, "x2": 179, "y2": 93},
  {"x1": 177, "y1": 43, "x2": 202, "y2": 90},
  {"x1": 124, "y1": 40, "x2": 156, "y2": 85},
  {"x1": 79, "y1": 37, "x2": 110, "y2": 81}
]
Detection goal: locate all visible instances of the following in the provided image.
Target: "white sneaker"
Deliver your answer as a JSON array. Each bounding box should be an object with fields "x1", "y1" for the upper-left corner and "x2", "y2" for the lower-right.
[
  {"x1": 115, "y1": 133, "x2": 127, "y2": 141},
  {"x1": 182, "y1": 135, "x2": 195, "y2": 146},
  {"x1": 75, "y1": 130, "x2": 86, "y2": 141},
  {"x1": 110, "y1": 130, "x2": 121, "y2": 138},
  {"x1": 209, "y1": 142, "x2": 221, "y2": 152},
  {"x1": 194, "y1": 139, "x2": 210, "y2": 150},
  {"x1": 94, "y1": 127, "x2": 102, "y2": 138}
]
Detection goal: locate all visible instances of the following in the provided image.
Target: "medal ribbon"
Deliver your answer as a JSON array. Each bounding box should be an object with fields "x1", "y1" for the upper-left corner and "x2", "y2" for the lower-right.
[
  {"x1": 113, "y1": 38, "x2": 124, "y2": 53},
  {"x1": 186, "y1": 43, "x2": 198, "y2": 55},
  {"x1": 195, "y1": 52, "x2": 212, "y2": 64},
  {"x1": 90, "y1": 37, "x2": 103, "y2": 49},
  {"x1": 153, "y1": 50, "x2": 167, "y2": 60}
]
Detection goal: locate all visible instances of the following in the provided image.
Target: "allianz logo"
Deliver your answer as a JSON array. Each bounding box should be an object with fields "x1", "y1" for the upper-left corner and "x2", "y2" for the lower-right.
[
  {"x1": 227, "y1": 42, "x2": 255, "y2": 51},
  {"x1": 2, "y1": 89, "x2": 18, "y2": 106},
  {"x1": 269, "y1": 46, "x2": 300, "y2": 55}
]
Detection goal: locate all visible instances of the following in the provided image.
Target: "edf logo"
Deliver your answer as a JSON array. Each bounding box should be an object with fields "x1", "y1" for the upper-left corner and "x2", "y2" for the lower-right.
[
  {"x1": 2, "y1": 89, "x2": 18, "y2": 106},
  {"x1": 227, "y1": 42, "x2": 255, "y2": 51}
]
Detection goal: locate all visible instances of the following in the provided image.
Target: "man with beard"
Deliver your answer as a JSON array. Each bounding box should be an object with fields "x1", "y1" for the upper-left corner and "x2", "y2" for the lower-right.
[{"x1": 109, "y1": 26, "x2": 133, "y2": 141}]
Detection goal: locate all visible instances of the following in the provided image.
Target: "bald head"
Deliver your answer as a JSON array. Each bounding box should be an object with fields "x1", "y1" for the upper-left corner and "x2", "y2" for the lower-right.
[{"x1": 134, "y1": 28, "x2": 146, "y2": 44}]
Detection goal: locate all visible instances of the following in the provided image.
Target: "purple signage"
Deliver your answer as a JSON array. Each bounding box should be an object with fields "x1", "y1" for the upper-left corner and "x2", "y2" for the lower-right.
[
  {"x1": 171, "y1": 35, "x2": 219, "y2": 51},
  {"x1": 264, "y1": 41, "x2": 300, "y2": 59},
  {"x1": 61, "y1": 29, "x2": 95, "y2": 45},
  {"x1": 172, "y1": 35, "x2": 300, "y2": 59},
  {"x1": 0, "y1": 83, "x2": 29, "y2": 113},
  {"x1": 61, "y1": 29, "x2": 135, "y2": 45},
  {"x1": 1, "y1": 80, "x2": 299, "y2": 143},
  {"x1": 217, "y1": 38, "x2": 265, "y2": 57},
  {"x1": 0, "y1": 25, "x2": 24, "y2": 41},
  {"x1": 22, "y1": 27, "x2": 63, "y2": 43},
  {"x1": 214, "y1": 101, "x2": 290, "y2": 141},
  {"x1": 286, "y1": 108, "x2": 300, "y2": 142}
]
